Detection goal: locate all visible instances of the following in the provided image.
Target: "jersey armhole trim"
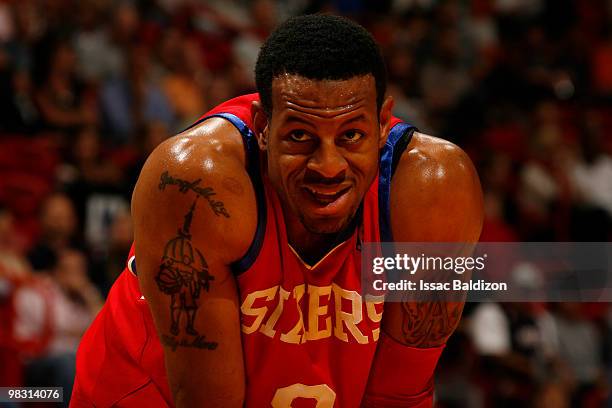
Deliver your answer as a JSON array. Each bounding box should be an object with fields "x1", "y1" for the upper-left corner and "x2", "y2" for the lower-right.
[
  {"x1": 378, "y1": 122, "x2": 416, "y2": 242},
  {"x1": 197, "y1": 113, "x2": 267, "y2": 275}
]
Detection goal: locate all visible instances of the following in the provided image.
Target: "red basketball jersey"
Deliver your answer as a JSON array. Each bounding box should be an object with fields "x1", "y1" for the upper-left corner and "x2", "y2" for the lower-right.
[{"x1": 72, "y1": 94, "x2": 415, "y2": 407}]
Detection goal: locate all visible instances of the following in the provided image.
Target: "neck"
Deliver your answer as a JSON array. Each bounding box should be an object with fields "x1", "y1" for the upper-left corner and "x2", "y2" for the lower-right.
[
  {"x1": 282, "y1": 207, "x2": 359, "y2": 266},
  {"x1": 286, "y1": 223, "x2": 339, "y2": 266}
]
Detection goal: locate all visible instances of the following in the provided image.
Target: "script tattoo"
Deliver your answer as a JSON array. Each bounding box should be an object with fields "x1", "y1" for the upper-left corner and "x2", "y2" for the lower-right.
[
  {"x1": 161, "y1": 334, "x2": 218, "y2": 351},
  {"x1": 158, "y1": 171, "x2": 230, "y2": 218},
  {"x1": 155, "y1": 199, "x2": 218, "y2": 350},
  {"x1": 400, "y1": 299, "x2": 464, "y2": 347}
]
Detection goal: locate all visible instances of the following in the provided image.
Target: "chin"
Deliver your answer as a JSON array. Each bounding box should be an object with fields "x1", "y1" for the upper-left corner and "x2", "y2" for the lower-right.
[{"x1": 299, "y1": 213, "x2": 354, "y2": 236}]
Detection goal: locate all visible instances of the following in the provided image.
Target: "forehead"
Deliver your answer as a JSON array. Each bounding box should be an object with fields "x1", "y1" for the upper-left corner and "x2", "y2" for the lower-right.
[{"x1": 270, "y1": 74, "x2": 376, "y2": 117}]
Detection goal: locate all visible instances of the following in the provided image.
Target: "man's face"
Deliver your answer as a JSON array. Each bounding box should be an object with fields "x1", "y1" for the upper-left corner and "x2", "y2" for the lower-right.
[
  {"x1": 41, "y1": 195, "x2": 76, "y2": 240},
  {"x1": 259, "y1": 74, "x2": 390, "y2": 235}
]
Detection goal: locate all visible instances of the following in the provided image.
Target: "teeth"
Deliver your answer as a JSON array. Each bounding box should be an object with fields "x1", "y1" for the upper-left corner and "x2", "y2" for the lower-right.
[
  {"x1": 305, "y1": 187, "x2": 340, "y2": 197},
  {"x1": 303, "y1": 186, "x2": 349, "y2": 204},
  {"x1": 314, "y1": 190, "x2": 336, "y2": 197}
]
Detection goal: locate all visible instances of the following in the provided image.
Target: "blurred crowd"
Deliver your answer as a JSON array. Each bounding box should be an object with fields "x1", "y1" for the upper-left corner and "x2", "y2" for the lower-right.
[{"x1": 0, "y1": 0, "x2": 611, "y2": 406}]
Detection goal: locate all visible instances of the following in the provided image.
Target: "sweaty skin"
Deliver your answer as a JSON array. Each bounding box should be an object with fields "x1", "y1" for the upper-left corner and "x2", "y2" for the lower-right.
[
  {"x1": 385, "y1": 132, "x2": 483, "y2": 348},
  {"x1": 252, "y1": 74, "x2": 393, "y2": 263},
  {"x1": 132, "y1": 73, "x2": 483, "y2": 406},
  {"x1": 132, "y1": 117, "x2": 254, "y2": 407}
]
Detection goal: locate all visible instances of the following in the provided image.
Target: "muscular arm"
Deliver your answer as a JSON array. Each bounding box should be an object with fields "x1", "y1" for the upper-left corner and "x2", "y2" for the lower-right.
[
  {"x1": 132, "y1": 118, "x2": 256, "y2": 407},
  {"x1": 363, "y1": 133, "x2": 483, "y2": 406},
  {"x1": 385, "y1": 132, "x2": 483, "y2": 347}
]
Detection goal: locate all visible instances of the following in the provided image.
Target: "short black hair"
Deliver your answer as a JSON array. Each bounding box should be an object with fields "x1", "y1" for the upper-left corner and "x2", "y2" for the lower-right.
[{"x1": 255, "y1": 14, "x2": 387, "y2": 116}]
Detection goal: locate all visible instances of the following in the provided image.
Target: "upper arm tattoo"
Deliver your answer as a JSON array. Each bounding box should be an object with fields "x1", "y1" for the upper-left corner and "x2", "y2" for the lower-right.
[
  {"x1": 155, "y1": 198, "x2": 219, "y2": 351},
  {"x1": 158, "y1": 171, "x2": 230, "y2": 218}
]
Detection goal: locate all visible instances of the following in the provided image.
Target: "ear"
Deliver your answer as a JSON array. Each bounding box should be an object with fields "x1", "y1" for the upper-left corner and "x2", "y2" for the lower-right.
[
  {"x1": 378, "y1": 95, "x2": 394, "y2": 149},
  {"x1": 251, "y1": 100, "x2": 269, "y2": 151}
]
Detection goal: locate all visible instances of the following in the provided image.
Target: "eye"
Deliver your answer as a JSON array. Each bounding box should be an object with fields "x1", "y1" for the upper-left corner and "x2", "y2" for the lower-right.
[
  {"x1": 288, "y1": 130, "x2": 312, "y2": 143},
  {"x1": 341, "y1": 130, "x2": 365, "y2": 143}
]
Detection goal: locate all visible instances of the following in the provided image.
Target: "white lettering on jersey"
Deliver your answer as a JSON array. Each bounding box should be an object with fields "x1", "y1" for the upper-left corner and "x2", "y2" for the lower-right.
[
  {"x1": 240, "y1": 284, "x2": 383, "y2": 344},
  {"x1": 280, "y1": 284, "x2": 306, "y2": 344},
  {"x1": 332, "y1": 283, "x2": 368, "y2": 344},
  {"x1": 260, "y1": 286, "x2": 290, "y2": 338},
  {"x1": 305, "y1": 285, "x2": 332, "y2": 341},
  {"x1": 241, "y1": 287, "x2": 278, "y2": 334}
]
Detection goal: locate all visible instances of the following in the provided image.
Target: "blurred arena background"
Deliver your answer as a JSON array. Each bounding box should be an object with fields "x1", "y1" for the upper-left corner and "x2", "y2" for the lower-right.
[{"x1": 0, "y1": 0, "x2": 611, "y2": 407}]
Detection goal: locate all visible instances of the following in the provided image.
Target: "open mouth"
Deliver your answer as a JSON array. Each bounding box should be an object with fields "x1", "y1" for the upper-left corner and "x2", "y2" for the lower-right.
[{"x1": 302, "y1": 185, "x2": 352, "y2": 205}]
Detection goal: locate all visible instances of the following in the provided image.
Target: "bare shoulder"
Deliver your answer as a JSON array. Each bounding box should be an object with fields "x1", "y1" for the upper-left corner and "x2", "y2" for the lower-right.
[
  {"x1": 397, "y1": 132, "x2": 477, "y2": 181},
  {"x1": 167, "y1": 117, "x2": 247, "y2": 167},
  {"x1": 132, "y1": 117, "x2": 257, "y2": 265},
  {"x1": 390, "y1": 132, "x2": 483, "y2": 242}
]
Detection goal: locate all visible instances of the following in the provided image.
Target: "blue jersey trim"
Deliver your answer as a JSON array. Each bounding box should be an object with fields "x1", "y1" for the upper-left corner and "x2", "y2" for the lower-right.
[
  {"x1": 197, "y1": 113, "x2": 267, "y2": 275},
  {"x1": 378, "y1": 122, "x2": 415, "y2": 242}
]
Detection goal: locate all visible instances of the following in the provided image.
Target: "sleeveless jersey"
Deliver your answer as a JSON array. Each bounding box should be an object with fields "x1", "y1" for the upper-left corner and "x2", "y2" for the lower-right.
[{"x1": 72, "y1": 94, "x2": 415, "y2": 408}]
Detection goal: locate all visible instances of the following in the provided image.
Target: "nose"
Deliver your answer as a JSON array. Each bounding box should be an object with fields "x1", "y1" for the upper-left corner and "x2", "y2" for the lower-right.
[{"x1": 306, "y1": 140, "x2": 348, "y2": 180}]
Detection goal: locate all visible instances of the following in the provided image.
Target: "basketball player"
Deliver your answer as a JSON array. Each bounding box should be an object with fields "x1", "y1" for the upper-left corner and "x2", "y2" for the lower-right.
[{"x1": 71, "y1": 15, "x2": 483, "y2": 407}]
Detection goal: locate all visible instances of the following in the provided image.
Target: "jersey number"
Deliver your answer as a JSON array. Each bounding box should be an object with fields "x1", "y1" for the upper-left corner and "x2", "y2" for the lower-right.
[{"x1": 271, "y1": 383, "x2": 336, "y2": 407}]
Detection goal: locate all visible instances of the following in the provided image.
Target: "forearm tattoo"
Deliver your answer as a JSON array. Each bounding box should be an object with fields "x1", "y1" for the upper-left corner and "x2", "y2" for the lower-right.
[
  {"x1": 158, "y1": 171, "x2": 230, "y2": 218},
  {"x1": 155, "y1": 198, "x2": 218, "y2": 351},
  {"x1": 398, "y1": 257, "x2": 469, "y2": 347},
  {"x1": 400, "y1": 299, "x2": 464, "y2": 348}
]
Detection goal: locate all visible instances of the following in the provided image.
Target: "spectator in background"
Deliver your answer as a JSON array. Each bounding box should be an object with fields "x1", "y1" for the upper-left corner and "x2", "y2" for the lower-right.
[
  {"x1": 551, "y1": 302, "x2": 607, "y2": 406},
  {"x1": 517, "y1": 101, "x2": 572, "y2": 240},
  {"x1": 70, "y1": 126, "x2": 124, "y2": 188},
  {"x1": 231, "y1": 0, "x2": 278, "y2": 89},
  {"x1": 0, "y1": 205, "x2": 32, "y2": 388},
  {"x1": 421, "y1": 25, "x2": 472, "y2": 134},
  {"x1": 466, "y1": 0, "x2": 499, "y2": 55},
  {"x1": 569, "y1": 114, "x2": 612, "y2": 240},
  {"x1": 48, "y1": 249, "x2": 103, "y2": 350},
  {"x1": 0, "y1": 2, "x2": 40, "y2": 135},
  {"x1": 161, "y1": 34, "x2": 209, "y2": 128},
  {"x1": 0, "y1": 67, "x2": 39, "y2": 134},
  {"x1": 20, "y1": 249, "x2": 102, "y2": 407},
  {"x1": 58, "y1": 127, "x2": 129, "y2": 289},
  {"x1": 386, "y1": 44, "x2": 428, "y2": 129},
  {"x1": 2, "y1": 1, "x2": 46, "y2": 71},
  {"x1": 100, "y1": 44, "x2": 174, "y2": 144},
  {"x1": 61, "y1": 126, "x2": 126, "y2": 255},
  {"x1": 103, "y1": 210, "x2": 133, "y2": 287},
  {"x1": 0, "y1": 205, "x2": 30, "y2": 280},
  {"x1": 95, "y1": 124, "x2": 168, "y2": 291},
  {"x1": 468, "y1": 300, "x2": 566, "y2": 405},
  {"x1": 74, "y1": 2, "x2": 138, "y2": 84},
  {"x1": 27, "y1": 193, "x2": 79, "y2": 273},
  {"x1": 32, "y1": 37, "x2": 97, "y2": 136}
]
